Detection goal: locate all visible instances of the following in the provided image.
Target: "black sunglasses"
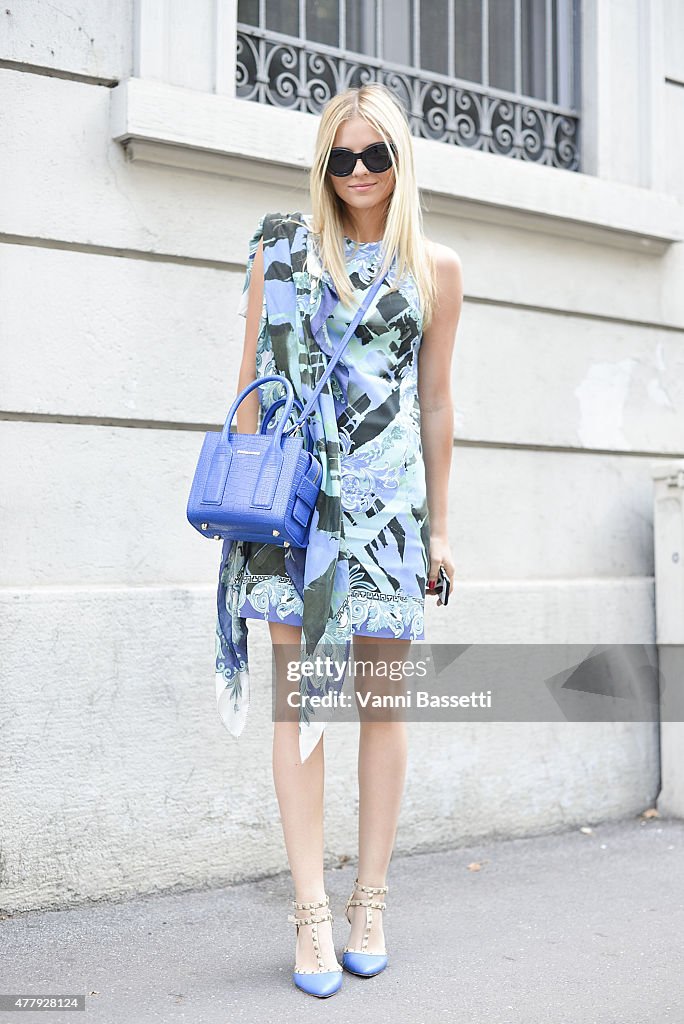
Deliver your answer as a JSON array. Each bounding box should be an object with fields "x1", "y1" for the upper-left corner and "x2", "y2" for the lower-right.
[{"x1": 326, "y1": 141, "x2": 397, "y2": 177}]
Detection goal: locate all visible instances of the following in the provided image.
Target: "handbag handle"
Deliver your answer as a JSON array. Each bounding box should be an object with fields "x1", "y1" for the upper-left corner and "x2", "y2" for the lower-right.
[
  {"x1": 221, "y1": 374, "x2": 295, "y2": 444},
  {"x1": 282, "y1": 253, "x2": 390, "y2": 437},
  {"x1": 260, "y1": 394, "x2": 315, "y2": 453}
]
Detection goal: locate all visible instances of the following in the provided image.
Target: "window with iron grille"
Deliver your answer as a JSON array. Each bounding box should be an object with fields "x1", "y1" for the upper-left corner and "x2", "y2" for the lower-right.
[{"x1": 236, "y1": 0, "x2": 581, "y2": 170}]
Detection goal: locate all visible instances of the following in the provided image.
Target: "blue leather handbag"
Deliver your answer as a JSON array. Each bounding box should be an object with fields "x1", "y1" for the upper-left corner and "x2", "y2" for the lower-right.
[{"x1": 187, "y1": 255, "x2": 390, "y2": 547}]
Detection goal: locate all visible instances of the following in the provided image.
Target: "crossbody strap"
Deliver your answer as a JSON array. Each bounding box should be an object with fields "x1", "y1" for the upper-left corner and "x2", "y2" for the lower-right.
[{"x1": 282, "y1": 255, "x2": 390, "y2": 436}]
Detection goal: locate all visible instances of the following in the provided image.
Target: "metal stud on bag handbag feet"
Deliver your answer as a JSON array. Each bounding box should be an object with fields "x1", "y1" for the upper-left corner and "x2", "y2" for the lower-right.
[{"x1": 342, "y1": 879, "x2": 389, "y2": 977}]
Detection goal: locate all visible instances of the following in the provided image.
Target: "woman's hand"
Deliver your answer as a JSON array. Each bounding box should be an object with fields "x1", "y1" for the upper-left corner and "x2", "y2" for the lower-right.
[{"x1": 427, "y1": 534, "x2": 455, "y2": 606}]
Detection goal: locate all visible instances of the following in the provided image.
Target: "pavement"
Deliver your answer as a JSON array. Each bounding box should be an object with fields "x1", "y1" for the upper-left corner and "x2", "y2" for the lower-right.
[{"x1": 2, "y1": 815, "x2": 683, "y2": 1024}]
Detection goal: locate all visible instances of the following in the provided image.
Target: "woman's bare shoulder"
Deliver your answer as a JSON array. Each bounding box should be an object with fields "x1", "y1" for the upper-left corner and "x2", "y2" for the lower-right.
[{"x1": 423, "y1": 237, "x2": 462, "y2": 271}]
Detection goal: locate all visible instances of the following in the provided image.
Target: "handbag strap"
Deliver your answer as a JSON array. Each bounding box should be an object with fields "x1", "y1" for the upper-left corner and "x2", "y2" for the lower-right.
[{"x1": 282, "y1": 254, "x2": 390, "y2": 436}]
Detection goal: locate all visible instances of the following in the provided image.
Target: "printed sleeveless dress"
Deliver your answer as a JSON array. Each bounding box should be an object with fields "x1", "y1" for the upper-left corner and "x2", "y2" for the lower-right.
[{"x1": 215, "y1": 212, "x2": 430, "y2": 762}]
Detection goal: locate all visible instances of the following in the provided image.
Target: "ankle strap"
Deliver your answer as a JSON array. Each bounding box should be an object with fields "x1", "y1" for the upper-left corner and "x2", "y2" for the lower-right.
[
  {"x1": 347, "y1": 898, "x2": 386, "y2": 912},
  {"x1": 291, "y1": 894, "x2": 330, "y2": 911},
  {"x1": 287, "y1": 908, "x2": 333, "y2": 927},
  {"x1": 353, "y1": 878, "x2": 388, "y2": 895},
  {"x1": 288, "y1": 894, "x2": 333, "y2": 929}
]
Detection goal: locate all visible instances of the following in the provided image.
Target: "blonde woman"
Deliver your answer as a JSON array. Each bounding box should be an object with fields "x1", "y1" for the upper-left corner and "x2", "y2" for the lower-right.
[{"x1": 215, "y1": 82, "x2": 462, "y2": 997}]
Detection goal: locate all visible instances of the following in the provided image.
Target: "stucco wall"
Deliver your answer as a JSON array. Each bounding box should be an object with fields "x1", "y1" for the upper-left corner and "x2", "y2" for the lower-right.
[{"x1": 1, "y1": 0, "x2": 681, "y2": 914}]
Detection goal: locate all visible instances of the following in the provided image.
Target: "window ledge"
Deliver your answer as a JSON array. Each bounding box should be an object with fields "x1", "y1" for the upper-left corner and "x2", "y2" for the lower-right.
[{"x1": 111, "y1": 77, "x2": 684, "y2": 253}]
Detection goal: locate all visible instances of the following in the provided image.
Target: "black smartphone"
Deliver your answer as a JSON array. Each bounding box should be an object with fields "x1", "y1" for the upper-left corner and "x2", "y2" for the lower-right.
[{"x1": 436, "y1": 564, "x2": 450, "y2": 605}]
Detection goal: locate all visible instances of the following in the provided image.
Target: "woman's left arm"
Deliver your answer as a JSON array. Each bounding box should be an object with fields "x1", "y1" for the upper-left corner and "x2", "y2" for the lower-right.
[{"x1": 418, "y1": 243, "x2": 464, "y2": 602}]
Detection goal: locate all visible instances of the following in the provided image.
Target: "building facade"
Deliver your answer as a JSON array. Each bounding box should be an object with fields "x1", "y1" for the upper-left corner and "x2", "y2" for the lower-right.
[{"x1": 1, "y1": 0, "x2": 683, "y2": 911}]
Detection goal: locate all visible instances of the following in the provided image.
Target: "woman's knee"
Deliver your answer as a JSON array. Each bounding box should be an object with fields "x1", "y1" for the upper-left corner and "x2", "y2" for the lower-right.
[{"x1": 352, "y1": 637, "x2": 412, "y2": 725}]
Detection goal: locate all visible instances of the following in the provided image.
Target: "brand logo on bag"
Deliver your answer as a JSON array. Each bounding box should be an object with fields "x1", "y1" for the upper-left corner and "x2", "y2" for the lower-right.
[{"x1": 236, "y1": 450, "x2": 262, "y2": 455}]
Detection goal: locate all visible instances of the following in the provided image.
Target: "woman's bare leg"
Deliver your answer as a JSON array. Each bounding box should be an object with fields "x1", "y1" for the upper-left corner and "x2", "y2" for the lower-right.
[
  {"x1": 347, "y1": 635, "x2": 410, "y2": 953},
  {"x1": 270, "y1": 620, "x2": 338, "y2": 971}
]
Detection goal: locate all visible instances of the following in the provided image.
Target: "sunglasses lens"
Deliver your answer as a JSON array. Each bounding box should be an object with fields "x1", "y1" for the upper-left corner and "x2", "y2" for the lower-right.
[
  {"x1": 365, "y1": 143, "x2": 393, "y2": 172},
  {"x1": 328, "y1": 150, "x2": 355, "y2": 176}
]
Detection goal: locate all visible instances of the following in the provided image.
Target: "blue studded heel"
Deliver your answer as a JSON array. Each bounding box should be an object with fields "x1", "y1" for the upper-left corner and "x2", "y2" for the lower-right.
[
  {"x1": 342, "y1": 879, "x2": 389, "y2": 977},
  {"x1": 287, "y1": 894, "x2": 343, "y2": 998}
]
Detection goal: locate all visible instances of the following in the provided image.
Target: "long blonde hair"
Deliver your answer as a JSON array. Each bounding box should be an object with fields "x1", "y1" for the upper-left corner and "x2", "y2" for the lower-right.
[{"x1": 306, "y1": 83, "x2": 438, "y2": 330}]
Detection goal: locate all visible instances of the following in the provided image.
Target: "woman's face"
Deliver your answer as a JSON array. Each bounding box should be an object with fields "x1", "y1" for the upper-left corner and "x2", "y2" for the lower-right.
[{"x1": 327, "y1": 115, "x2": 396, "y2": 218}]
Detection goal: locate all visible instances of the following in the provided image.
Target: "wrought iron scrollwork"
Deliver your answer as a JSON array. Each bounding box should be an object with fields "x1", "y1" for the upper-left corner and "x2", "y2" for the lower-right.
[{"x1": 236, "y1": 27, "x2": 579, "y2": 171}]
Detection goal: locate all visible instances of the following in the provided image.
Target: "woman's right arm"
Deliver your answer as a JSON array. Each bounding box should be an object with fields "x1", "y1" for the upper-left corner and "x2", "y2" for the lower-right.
[{"x1": 236, "y1": 236, "x2": 265, "y2": 435}]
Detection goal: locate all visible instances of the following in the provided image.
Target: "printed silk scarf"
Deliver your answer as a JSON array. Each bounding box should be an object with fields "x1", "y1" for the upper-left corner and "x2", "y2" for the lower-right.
[{"x1": 215, "y1": 211, "x2": 355, "y2": 763}]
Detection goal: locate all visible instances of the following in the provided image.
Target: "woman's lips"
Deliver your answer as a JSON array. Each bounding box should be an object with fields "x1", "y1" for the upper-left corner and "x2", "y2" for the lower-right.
[{"x1": 350, "y1": 183, "x2": 376, "y2": 190}]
